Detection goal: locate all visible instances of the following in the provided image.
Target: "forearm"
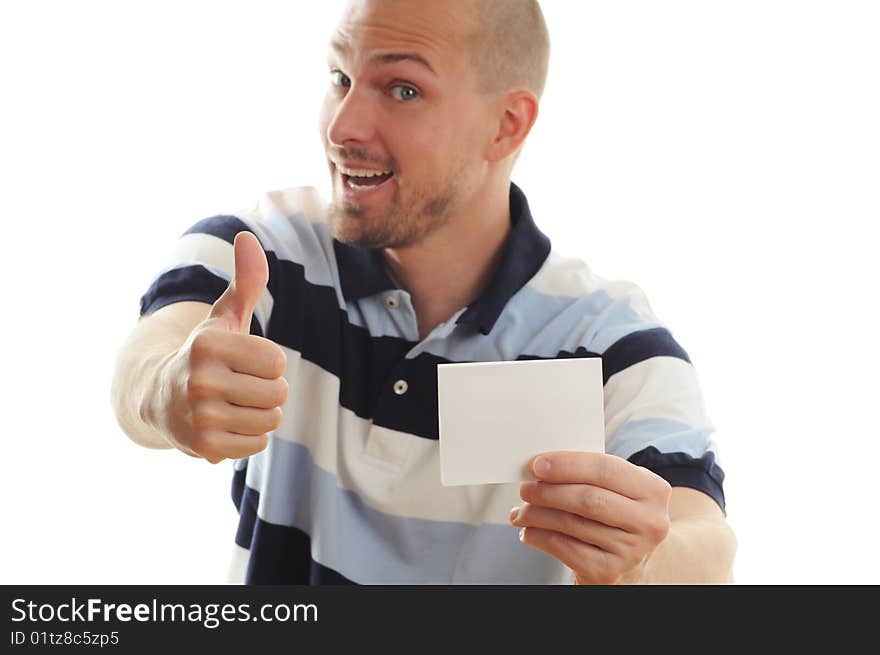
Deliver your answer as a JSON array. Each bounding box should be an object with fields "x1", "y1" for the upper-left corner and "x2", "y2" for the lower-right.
[
  {"x1": 110, "y1": 303, "x2": 210, "y2": 450},
  {"x1": 110, "y1": 329, "x2": 180, "y2": 450},
  {"x1": 636, "y1": 514, "x2": 737, "y2": 584}
]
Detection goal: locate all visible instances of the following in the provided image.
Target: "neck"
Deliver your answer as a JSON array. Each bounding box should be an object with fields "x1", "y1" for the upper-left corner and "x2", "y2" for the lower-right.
[{"x1": 382, "y1": 181, "x2": 512, "y2": 340}]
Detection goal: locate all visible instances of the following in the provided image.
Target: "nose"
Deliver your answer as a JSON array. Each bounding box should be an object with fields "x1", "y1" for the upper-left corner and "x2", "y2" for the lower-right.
[{"x1": 325, "y1": 84, "x2": 376, "y2": 148}]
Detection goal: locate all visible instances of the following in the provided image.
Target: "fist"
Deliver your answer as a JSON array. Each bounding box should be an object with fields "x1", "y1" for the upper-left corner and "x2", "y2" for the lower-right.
[{"x1": 159, "y1": 231, "x2": 288, "y2": 463}]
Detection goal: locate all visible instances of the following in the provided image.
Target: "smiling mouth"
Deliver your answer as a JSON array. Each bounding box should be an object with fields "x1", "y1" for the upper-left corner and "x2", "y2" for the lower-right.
[{"x1": 336, "y1": 164, "x2": 395, "y2": 190}]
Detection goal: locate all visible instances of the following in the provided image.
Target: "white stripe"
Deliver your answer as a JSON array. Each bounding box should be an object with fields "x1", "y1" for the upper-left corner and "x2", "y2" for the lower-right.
[
  {"x1": 225, "y1": 544, "x2": 249, "y2": 584},
  {"x1": 265, "y1": 347, "x2": 523, "y2": 527},
  {"x1": 608, "y1": 418, "x2": 718, "y2": 461},
  {"x1": 163, "y1": 232, "x2": 274, "y2": 332},
  {"x1": 255, "y1": 186, "x2": 327, "y2": 224},
  {"x1": 528, "y1": 249, "x2": 659, "y2": 321},
  {"x1": 603, "y1": 356, "x2": 711, "y2": 443}
]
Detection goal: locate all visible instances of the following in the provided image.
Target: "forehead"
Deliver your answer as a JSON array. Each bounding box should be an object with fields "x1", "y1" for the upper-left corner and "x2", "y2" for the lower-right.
[{"x1": 331, "y1": 0, "x2": 477, "y2": 68}]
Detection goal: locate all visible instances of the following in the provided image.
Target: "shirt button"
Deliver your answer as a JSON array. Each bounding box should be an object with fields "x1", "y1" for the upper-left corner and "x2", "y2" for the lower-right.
[
  {"x1": 393, "y1": 379, "x2": 409, "y2": 395},
  {"x1": 385, "y1": 295, "x2": 400, "y2": 309}
]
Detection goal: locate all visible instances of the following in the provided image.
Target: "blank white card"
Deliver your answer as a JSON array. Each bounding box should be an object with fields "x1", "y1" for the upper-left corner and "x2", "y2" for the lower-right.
[{"x1": 437, "y1": 357, "x2": 605, "y2": 486}]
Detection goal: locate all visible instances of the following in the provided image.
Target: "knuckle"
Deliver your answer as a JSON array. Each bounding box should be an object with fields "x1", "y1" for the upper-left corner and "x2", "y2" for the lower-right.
[
  {"x1": 190, "y1": 404, "x2": 217, "y2": 430},
  {"x1": 252, "y1": 339, "x2": 285, "y2": 377},
  {"x1": 192, "y1": 431, "x2": 224, "y2": 464},
  {"x1": 189, "y1": 331, "x2": 219, "y2": 361},
  {"x1": 597, "y1": 457, "x2": 612, "y2": 489},
  {"x1": 545, "y1": 530, "x2": 566, "y2": 550},
  {"x1": 187, "y1": 430, "x2": 207, "y2": 454},
  {"x1": 519, "y1": 482, "x2": 537, "y2": 503},
  {"x1": 651, "y1": 514, "x2": 671, "y2": 542},
  {"x1": 249, "y1": 434, "x2": 270, "y2": 455},
  {"x1": 580, "y1": 488, "x2": 605, "y2": 516},
  {"x1": 562, "y1": 511, "x2": 584, "y2": 537},
  {"x1": 268, "y1": 407, "x2": 284, "y2": 431},
  {"x1": 273, "y1": 378, "x2": 289, "y2": 407},
  {"x1": 654, "y1": 474, "x2": 672, "y2": 499},
  {"x1": 185, "y1": 372, "x2": 212, "y2": 401},
  {"x1": 620, "y1": 528, "x2": 641, "y2": 550},
  {"x1": 277, "y1": 346, "x2": 288, "y2": 369},
  {"x1": 270, "y1": 348, "x2": 287, "y2": 378}
]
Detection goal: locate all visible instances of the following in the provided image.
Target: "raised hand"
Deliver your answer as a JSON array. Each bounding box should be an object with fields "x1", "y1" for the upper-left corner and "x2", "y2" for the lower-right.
[{"x1": 155, "y1": 231, "x2": 288, "y2": 463}]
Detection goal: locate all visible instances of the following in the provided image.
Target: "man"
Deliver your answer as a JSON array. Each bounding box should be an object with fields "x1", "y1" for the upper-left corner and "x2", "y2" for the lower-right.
[{"x1": 111, "y1": 0, "x2": 736, "y2": 584}]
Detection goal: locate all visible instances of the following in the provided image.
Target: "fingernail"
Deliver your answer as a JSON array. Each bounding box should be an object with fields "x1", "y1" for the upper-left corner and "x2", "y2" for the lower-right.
[
  {"x1": 509, "y1": 506, "x2": 520, "y2": 523},
  {"x1": 534, "y1": 457, "x2": 551, "y2": 477},
  {"x1": 518, "y1": 527, "x2": 525, "y2": 542}
]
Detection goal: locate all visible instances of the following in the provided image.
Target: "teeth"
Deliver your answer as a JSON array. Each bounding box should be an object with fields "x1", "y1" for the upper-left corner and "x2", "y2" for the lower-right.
[
  {"x1": 336, "y1": 165, "x2": 392, "y2": 177},
  {"x1": 348, "y1": 181, "x2": 377, "y2": 190}
]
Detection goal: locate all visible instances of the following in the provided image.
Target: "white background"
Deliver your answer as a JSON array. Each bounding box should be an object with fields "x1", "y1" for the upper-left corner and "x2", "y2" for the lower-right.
[{"x1": 2, "y1": 0, "x2": 877, "y2": 584}]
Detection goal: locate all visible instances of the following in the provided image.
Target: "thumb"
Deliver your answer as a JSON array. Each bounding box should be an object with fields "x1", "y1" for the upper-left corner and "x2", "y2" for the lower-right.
[{"x1": 208, "y1": 231, "x2": 269, "y2": 333}]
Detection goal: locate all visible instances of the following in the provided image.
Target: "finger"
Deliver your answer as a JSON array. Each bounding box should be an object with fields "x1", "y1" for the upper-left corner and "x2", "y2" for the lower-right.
[
  {"x1": 520, "y1": 481, "x2": 646, "y2": 532},
  {"x1": 530, "y1": 451, "x2": 663, "y2": 500},
  {"x1": 200, "y1": 331, "x2": 286, "y2": 379},
  {"x1": 220, "y1": 370, "x2": 289, "y2": 409},
  {"x1": 197, "y1": 430, "x2": 270, "y2": 463},
  {"x1": 510, "y1": 503, "x2": 633, "y2": 556},
  {"x1": 208, "y1": 231, "x2": 269, "y2": 333},
  {"x1": 193, "y1": 401, "x2": 283, "y2": 436},
  {"x1": 518, "y1": 526, "x2": 622, "y2": 585}
]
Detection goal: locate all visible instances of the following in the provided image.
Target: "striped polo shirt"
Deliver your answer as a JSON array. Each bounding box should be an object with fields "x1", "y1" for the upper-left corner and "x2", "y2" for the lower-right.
[{"x1": 139, "y1": 182, "x2": 725, "y2": 584}]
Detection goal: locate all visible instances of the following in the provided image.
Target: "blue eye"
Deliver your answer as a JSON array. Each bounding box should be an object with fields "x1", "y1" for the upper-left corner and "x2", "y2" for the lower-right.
[
  {"x1": 330, "y1": 70, "x2": 351, "y2": 87},
  {"x1": 390, "y1": 84, "x2": 419, "y2": 101}
]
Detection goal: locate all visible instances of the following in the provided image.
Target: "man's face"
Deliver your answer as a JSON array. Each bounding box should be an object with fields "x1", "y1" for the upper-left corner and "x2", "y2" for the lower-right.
[{"x1": 319, "y1": 0, "x2": 489, "y2": 249}]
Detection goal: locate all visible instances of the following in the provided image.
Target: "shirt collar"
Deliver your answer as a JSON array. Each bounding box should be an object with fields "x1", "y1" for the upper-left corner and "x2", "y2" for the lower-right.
[
  {"x1": 334, "y1": 181, "x2": 551, "y2": 336},
  {"x1": 334, "y1": 239, "x2": 397, "y2": 301}
]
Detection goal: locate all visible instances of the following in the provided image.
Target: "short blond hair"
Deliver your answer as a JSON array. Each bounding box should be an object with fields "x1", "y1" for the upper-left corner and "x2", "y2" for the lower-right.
[{"x1": 467, "y1": 0, "x2": 550, "y2": 99}]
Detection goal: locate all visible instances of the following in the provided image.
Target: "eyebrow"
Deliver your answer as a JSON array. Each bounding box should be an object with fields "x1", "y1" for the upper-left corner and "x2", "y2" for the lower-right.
[{"x1": 329, "y1": 39, "x2": 437, "y2": 76}]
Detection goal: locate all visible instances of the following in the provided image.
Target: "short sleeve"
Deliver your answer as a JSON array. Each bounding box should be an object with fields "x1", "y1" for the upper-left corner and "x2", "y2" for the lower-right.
[{"x1": 594, "y1": 287, "x2": 726, "y2": 512}]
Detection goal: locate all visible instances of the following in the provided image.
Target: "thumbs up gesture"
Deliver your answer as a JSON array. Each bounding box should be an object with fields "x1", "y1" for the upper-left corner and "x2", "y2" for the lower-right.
[{"x1": 158, "y1": 232, "x2": 289, "y2": 463}]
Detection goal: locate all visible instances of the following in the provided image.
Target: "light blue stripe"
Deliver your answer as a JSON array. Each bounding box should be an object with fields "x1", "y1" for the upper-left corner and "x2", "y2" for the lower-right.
[
  {"x1": 246, "y1": 438, "x2": 570, "y2": 584},
  {"x1": 422, "y1": 285, "x2": 662, "y2": 362},
  {"x1": 254, "y1": 210, "x2": 341, "y2": 293},
  {"x1": 345, "y1": 295, "x2": 421, "y2": 343},
  {"x1": 246, "y1": 211, "x2": 665, "y2": 352},
  {"x1": 241, "y1": 212, "x2": 665, "y2": 354},
  {"x1": 608, "y1": 418, "x2": 717, "y2": 460}
]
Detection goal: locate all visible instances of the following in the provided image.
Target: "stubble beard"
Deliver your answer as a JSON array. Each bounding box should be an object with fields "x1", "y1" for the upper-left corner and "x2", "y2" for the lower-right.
[{"x1": 328, "y1": 169, "x2": 465, "y2": 250}]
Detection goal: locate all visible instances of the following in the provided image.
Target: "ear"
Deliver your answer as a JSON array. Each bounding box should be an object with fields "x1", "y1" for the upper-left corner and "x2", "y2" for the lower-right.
[{"x1": 485, "y1": 89, "x2": 540, "y2": 163}]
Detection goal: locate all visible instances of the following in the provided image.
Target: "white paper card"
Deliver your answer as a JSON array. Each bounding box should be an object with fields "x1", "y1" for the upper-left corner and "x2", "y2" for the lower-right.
[{"x1": 437, "y1": 358, "x2": 605, "y2": 486}]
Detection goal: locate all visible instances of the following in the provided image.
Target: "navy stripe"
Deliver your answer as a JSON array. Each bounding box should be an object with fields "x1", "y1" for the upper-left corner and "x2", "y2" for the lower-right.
[
  {"x1": 515, "y1": 327, "x2": 690, "y2": 385},
  {"x1": 602, "y1": 327, "x2": 691, "y2": 378},
  {"x1": 139, "y1": 265, "x2": 263, "y2": 337},
  {"x1": 627, "y1": 446, "x2": 726, "y2": 513},
  {"x1": 334, "y1": 239, "x2": 396, "y2": 301},
  {"x1": 266, "y1": 259, "x2": 695, "y2": 439},
  {"x1": 143, "y1": 260, "x2": 692, "y2": 439},
  {"x1": 231, "y1": 466, "x2": 246, "y2": 512},
  {"x1": 145, "y1": 217, "x2": 693, "y2": 440},
  {"x1": 233, "y1": 478, "x2": 355, "y2": 585},
  {"x1": 183, "y1": 214, "x2": 253, "y2": 243},
  {"x1": 456, "y1": 182, "x2": 552, "y2": 335}
]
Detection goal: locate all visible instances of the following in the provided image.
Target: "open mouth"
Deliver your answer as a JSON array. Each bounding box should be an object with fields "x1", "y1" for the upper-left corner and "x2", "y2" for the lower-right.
[{"x1": 336, "y1": 164, "x2": 395, "y2": 191}]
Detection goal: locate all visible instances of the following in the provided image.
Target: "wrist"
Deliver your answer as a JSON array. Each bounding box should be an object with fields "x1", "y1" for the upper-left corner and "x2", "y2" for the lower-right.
[{"x1": 138, "y1": 349, "x2": 180, "y2": 449}]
